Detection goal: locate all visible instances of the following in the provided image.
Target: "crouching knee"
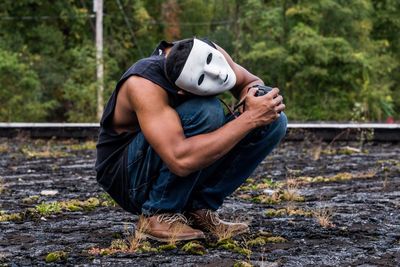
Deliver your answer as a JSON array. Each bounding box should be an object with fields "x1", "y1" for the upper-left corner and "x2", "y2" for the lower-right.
[
  {"x1": 274, "y1": 112, "x2": 288, "y2": 141},
  {"x1": 177, "y1": 97, "x2": 225, "y2": 136}
]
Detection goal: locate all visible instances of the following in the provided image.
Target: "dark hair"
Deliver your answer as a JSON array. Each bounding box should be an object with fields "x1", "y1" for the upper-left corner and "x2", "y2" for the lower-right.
[{"x1": 165, "y1": 38, "x2": 194, "y2": 84}]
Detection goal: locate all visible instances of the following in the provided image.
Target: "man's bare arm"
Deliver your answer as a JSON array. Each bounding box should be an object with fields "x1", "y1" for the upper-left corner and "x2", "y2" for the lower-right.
[
  {"x1": 214, "y1": 44, "x2": 263, "y2": 100},
  {"x1": 126, "y1": 76, "x2": 283, "y2": 177}
]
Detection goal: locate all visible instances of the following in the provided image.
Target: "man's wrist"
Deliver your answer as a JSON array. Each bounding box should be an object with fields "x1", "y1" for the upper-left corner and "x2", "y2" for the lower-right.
[
  {"x1": 236, "y1": 110, "x2": 257, "y2": 130},
  {"x1": 239, "y1": 81, "x2": 264, "y2": 99}
]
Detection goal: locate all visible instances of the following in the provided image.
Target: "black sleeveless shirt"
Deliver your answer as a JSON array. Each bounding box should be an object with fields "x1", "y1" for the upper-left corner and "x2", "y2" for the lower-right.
[{"x1": 95, "y1": 41, "x2": 182, "y2": 212}]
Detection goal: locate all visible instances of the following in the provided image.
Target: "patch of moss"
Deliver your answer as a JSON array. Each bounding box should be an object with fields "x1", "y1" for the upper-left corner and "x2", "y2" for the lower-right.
[
  {"x1": 68, "y1": 140, "x2": 97, "y2": 151},
  {"x1": 181, "y1": 241, "x2": 206, "y2": 255},
  {"x1": 0, "y1": 212, "x2": 23, "y2": 222},
  {"x1": 137, "y1": 241, "x2": 158, "y2": 253},
  {"x1": 260, "y1": 178, "x2": 281, "y2": 189},
  {"x1": 234, "y1": 261, "x2": 253, "y2": 267},
  {"x1": 280, "y1": 192, "x2": 305, "y2": 202},
  {"x1": 217, "y1": 239, "x2": 251, "y2": 257},
  {"x1": 158, "y1": 244, "x2": 177, "y2": 251},
  {"x1": 266, "y1": 236, "x2": 287, "y2": 243},
  {"x1": 100, "y1": 249, "x2": 112, "y2": 256},
  {"x1": 246, "y1": 236, "x2": 287, "y2": 247},
  {"x1": 82, "y1": 197, "x2": 100, "y2": 210},
  {"x1": 45, "y1": 251, "x2": 67, "y2": 263},
  {"x1": 245, "y1": 178, "x2": 255, "y2": 184},
  {"x1": 99, "y1": 193, "x2": 117, "y2": 207},
  {"x1": 21, "y1": 147, "x2": 69, "y2": 158},
  {"x1": 35, "y1": 202, "x2": 62, "y2": 216},
  {"x1": 330, "y1": 172, "x2": 353, "y2": 181},
  {"x1": 60, "y1": 197, "x2": 101, "y2": 212},
  {"x1": 246, "y1": 237, "x2": 268, "y2": 247},
  {"x1": 265, "y1": 208, "x2": 311, "y2": 217},
  {"x1": 110, "y1": 239, "x2": 128, "y2": 250},
  {"x1": 287, "y1": 209, "x2": 312, "y2": 217},
  {"x1": 251, "y1": 194, "x2": 281, "y2": 204},
  {"x1": 1, "y1": 196, "x2": 112, "y2": 223},
  {"x1": 35, "y1": 198, "x2": 101, "y2": 216},
  {"x1": 265, "y1": 208, "x2": 286, "y2": 217},
  {"x1": 298, "y1": 171, "x2": 376, "y2": 184},
  {"x1": 64, "y1": 202, "x2": 83, "y2": 212}
]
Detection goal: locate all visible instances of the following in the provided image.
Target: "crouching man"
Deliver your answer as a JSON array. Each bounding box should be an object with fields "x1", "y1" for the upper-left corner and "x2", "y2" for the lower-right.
[{"x1": 95, "y1": 38, "x2": 287, "y2": 242}]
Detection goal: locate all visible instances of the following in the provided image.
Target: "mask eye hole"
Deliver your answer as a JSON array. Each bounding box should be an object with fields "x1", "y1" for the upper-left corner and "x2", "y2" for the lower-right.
[
  {"x1": 198, "y1": 74, "x2": 205, "y2": 86},
  {"x1": 206, "y1": 53, "x2": 212, "y2": 64}
]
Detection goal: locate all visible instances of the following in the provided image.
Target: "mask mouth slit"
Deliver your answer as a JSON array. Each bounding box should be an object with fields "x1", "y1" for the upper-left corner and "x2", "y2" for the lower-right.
[{"x1": 224, "y1": 74, "x2": 228, "y2": 83}]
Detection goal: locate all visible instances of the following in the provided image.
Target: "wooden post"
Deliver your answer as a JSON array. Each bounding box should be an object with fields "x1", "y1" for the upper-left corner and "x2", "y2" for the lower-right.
[{"x1": 94, "y1": 0, "x2": 104, "y2": 121}]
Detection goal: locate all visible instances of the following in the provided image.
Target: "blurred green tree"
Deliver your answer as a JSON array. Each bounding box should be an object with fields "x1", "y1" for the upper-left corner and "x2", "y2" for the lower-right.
[
  {"x1": 0, "y1": 0, "x2": 398, "y2": 122},
  {"x1": 0, "y1": 48, "x2": 54, "y2": 121}
]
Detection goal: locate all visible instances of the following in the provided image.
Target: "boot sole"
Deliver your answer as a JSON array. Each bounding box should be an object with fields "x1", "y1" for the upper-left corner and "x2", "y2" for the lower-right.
[{"x1": 136, "y1": 231, "x2": 205, "y2": 243}]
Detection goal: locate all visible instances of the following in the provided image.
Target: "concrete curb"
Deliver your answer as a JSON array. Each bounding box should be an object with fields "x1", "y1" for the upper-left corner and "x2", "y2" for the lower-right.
[{"x1": 0, "y1": 122, "x2": 399, "y2": 141}]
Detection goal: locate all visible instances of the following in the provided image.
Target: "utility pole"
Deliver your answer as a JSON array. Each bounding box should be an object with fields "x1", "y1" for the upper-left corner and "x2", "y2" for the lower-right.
[{"x1": 94, "y1": 0, "x2": 104, "y2": 120}]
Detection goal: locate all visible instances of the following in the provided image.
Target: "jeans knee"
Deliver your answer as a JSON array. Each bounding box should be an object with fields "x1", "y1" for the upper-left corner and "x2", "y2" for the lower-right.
[
  {"x1": 273, "y1": 112, "x2": 288, "y2": 141},
  {"x1": 177, "y1": 97, "x2": 225, "y2": 136}
]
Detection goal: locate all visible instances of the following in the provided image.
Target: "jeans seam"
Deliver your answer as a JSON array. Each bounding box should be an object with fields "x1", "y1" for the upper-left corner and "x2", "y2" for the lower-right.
[
  {"x1": 127, "y1": 153, "x2": 144, "y2": 168},
  {"x1": 142, "y1": 171, "x2": 171, "y2": 214}
]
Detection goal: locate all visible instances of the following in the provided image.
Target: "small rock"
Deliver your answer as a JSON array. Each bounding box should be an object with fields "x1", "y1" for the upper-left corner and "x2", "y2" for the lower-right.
[{"x1": 263, "y1": 189, "x2": 276, "y2": 195}]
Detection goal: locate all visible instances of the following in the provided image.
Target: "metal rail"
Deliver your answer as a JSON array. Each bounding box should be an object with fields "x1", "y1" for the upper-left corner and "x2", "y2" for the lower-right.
[{"x1": 0, "y1": 122, "x2": 399, "y2": 141}]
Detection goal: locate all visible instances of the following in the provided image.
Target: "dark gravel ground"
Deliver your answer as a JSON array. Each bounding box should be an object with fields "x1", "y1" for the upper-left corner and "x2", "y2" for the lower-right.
[{"x1": 0, "y1": 137, "x2": 399, "y2": 267}]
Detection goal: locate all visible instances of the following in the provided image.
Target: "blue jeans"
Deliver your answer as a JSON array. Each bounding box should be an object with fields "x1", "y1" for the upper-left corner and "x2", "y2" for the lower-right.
[{"x1": 127, "y1": 96, "x2": 287, "y2": 215}]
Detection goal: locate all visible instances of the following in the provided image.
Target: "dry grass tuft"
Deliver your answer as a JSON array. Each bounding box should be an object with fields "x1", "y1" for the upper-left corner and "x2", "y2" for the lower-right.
[
  {"x1": 0, "y1": 178, "x2": 5, "y2": 194},
  {"x1": 0, "y1": 143, "x2": 8, "y2": 153},
  {"x1": 297, "y1": 169, "x2": 377, "y2": 184},
  {"x1": 214, "y1": 224, "x2": 236, "y2": 242},
  {"x1": 213, "y1": 216, "x2": 250, "y2": 242},
  {"x1": 88, "y1": 218, "x2": 153, "y2": 256},
  {"x1": 130, "y1": 216, "x2": 150, "y2": 251},
  {"x1": 281, "y1": 178, "x2": 304, "y2": 202},
  {"x1": 165, "y1": 220, "x2": 186, "y2": 246},
  {"x1": 311, "y1": 143, "x2": 322, "y2": 160},
  {"x1": 313, "y1": 207, "x2": 335, "y2": 228}
]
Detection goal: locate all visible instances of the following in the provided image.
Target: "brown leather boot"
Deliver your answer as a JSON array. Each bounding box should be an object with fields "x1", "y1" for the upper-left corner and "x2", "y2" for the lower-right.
[
  {"x1": 136, "y1": 213, "x2": 205, "y2": 242},
  {"x1": 187, "y1": 209, "x2": 249, "y2": 239}
]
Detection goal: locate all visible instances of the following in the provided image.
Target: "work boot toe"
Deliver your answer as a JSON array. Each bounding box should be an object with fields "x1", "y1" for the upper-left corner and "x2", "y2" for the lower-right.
[
  {"x1": 188, "y1": 209, "x2": 249, "y2": 239},
  {"x1": 137, "y1": 213, "x2": 205, "y2": 242}
]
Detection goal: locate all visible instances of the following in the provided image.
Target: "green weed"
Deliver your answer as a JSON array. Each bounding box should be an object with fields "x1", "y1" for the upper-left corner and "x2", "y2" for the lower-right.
[{"x1": 45, "y1": 251, "x2": 67, "y2": 263}]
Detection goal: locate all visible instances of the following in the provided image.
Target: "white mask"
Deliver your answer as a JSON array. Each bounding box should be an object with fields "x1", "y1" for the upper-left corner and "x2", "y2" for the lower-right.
[{"x1": 174, "y1": 39, "x2": 237, "y2": 96}]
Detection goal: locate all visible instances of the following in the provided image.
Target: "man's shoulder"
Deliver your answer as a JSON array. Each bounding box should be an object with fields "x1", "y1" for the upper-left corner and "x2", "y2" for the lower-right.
[
  {"x1": 123, "y1": 75, "x2": 168, "y2": 100},
  {"x1": 124, "y1": 75, "x2": 161, "y2": 88}
]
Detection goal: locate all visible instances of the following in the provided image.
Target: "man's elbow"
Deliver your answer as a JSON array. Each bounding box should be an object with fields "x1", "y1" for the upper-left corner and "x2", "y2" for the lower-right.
[{"x1": 167, "y1": 159, "x2": 195, "y2": 177}]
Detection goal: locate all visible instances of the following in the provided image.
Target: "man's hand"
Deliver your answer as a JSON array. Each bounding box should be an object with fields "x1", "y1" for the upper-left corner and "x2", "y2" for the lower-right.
[{"x1": 243, "y1": 87, "x2": 285, "y2": 128}]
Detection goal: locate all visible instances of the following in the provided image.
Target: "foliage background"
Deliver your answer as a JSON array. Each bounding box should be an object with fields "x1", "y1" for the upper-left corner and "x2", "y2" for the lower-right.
[{"x1": 0, "y1": 0, "x2": 398, "y2": 122}]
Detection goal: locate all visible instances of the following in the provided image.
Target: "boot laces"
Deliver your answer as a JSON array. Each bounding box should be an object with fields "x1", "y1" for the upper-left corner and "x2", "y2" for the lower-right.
[
  {"x1": 206, "y1": 210, "x2": 221, "y2": 225},
  {"x1": 157, "y1": 213, "x2": 188, "y2": 225}
]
